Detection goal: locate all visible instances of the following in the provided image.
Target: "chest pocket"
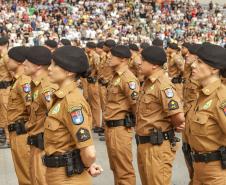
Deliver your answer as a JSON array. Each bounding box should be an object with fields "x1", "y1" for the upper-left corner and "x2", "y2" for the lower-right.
[
  {"x1": 140, "y1": 94, "x2": 159, "y2": 113},
  {"x1": 108, "y1": 86, "x2": 119, "y2": 101},
  {"x1": 190, "y1": 114, "x2": 209, "y2": 136},
  {"x1": 44, "y1": 120, "x2": 60, "y2": 144}
]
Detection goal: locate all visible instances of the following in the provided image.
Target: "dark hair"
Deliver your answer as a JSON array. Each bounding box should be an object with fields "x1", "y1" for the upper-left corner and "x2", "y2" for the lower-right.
[{"x1": 220, "y1": 69, "x2": 226, "y2": 78}]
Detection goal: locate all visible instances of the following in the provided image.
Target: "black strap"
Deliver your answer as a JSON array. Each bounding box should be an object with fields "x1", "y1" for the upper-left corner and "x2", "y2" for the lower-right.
[
  {"x1": 135, "y1": 129, "x2": 175, "y2": 145},
  {"x1": 106, "y1": 120, "x2": 125, "y2": 127},
  {"x1": 0, "y1": 80, "x2": 13, "y2": 89},
  {"x1": 171, "y1": 77, "x2": 185, "y2": 84},
  {"x1": 87, "y1": 76, "x2": 97, "y2": 84},
  {"x1": 98, "y1": 78, "x2": 108, "y2": 87},
  {"x1": 8, "y1": 119, "x2": 27, "y2": 135},
  {"x1": 191, "y1": 151, "x2": 221, "y2": 163},
  {"x1": 42, "y1": 155, "x2": 67, "y2": 168}
]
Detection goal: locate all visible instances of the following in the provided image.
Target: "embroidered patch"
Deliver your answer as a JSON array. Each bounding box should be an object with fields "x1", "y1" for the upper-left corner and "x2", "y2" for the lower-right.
[
  {"x1": 70, "y1": 108, "x2": 84, "y2": 125},
  {"x1": 76, "y1": 128, "x2": 90, "y2": 142},
  {"x1": 44, "y1": 91, "x2": 52, "y2": 102},
  {"x1": 165, "y1": 88, "x2": 174, "y2": 98},
  {"x1": 51, "y1": 103, "x2": 60, "y2": 114},
  {"x1": 168, "y1": 100, "x2": 179, "y2": 110},
  {"x1": 32, "y1": 90, "x2": 38, "y2": 100},
  {"x1": 23, "y1": 83, "x2": 31, "y2": 93},
  {"x1": 220, "y1": 100, "x2": 226, "y2": 116},
  {"x1": 128, "y1": 81, "x2": 136, "y2": 90},
  {"x1": 25, "y1": 94, "x2": 32, "y2": 102},
  {"x1": 203, "y1": 100, "x2": 212, "y2": 110},
  {"x1": 131, "y1": 91, "x2": 138, "y2": 100}
]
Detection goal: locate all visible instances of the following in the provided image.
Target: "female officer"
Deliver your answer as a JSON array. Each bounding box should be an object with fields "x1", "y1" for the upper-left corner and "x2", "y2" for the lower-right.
[
  {"x1": 186, "y1": 43, "x2": 226, "y2": 185},
  {"x1": 42, "y1": 46, "x2": 102, "y2": 185}
]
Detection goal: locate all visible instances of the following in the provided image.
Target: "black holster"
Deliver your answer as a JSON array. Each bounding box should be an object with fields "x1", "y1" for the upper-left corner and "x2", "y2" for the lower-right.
[
  {"x1": 87, "y1": 76, "x2": 97, "y2": 84},
  {"x1": 8, "y1": 119, "x2": 27, "y2": 135},
  {"x1": 149, "y1": 128, "x2": 164, "y2": 145},
  {"x1": 218, "y1": 146, "x2": 226, "y2": 169},
  {"x1": 124, "y1": 113, "x2": 135, "y2": 128},
  {"x1": 182, "y1": 142, "x2": 193, "y2": 168},
  {"x1": 27, "y1": 132, "x2": 44, "y2": 150}
]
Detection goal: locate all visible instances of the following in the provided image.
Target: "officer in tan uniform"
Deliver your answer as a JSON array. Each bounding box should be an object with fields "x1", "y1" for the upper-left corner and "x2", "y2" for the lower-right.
[
  {"x1": 6, "y1": 46, "x2": 31, "y2": 185},
  {"x1": 186, "y1": 43, "x2": 226, "y2": 185},
  {"x1": 136, "y1": 46, "x2": 185, "y2": 185},
  {"x1": 23, "y1": 46, "x2": 57, "y2": 185},
  {"x1": 167, "y1": 43, "x2": 185, "y2": 99},
  {"x1": 85, "y1": 42, "x2": 102, "y2": 132},
  {"x1": 0, "y1": 36, "x2": 13, "y2": 148},
  {"x1": 43, "y1": 46, "x2": 102, "y2": 185},
  {"x1": 104, "y1": 45, "x2": 139, "y2": 185}
]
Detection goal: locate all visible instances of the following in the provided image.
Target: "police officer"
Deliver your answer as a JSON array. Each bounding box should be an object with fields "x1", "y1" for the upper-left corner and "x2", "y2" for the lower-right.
[
  {"x1": 104, "y1": 45, "x2": 139, "y2": 185},
  {"x1": 7, "y1": 46, "x2": 31, "y2": 185},
  {"x1": 43, "y1": 46, "x2": 102, "y2": 185},
  {"x1": 23, "y1": 46, "x2": 57, "y2": 185},
  {"x1": 186, "y1": 43, "x2": 226, "y2": 185},
  {"x1": 136, "y1": 46, "x2": 185, "y2": 185},
  {"x1": 0, "y1": 36, "x2": 13, "y2": 148},
  {"x1": 128, "y1": 43, "x2": 141, "y2": 77},
  {"x1": 44, "y1": 39, "x2": 58, "y2": 52}
]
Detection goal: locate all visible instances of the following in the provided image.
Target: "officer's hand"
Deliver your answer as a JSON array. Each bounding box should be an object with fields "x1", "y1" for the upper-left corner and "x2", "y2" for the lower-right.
[
  {"x1": 175, "y1": 122, "x2": 185, "y2": 132},
  {"x1": 88, "y1": 163, "x2": 103, "y2": 177}
]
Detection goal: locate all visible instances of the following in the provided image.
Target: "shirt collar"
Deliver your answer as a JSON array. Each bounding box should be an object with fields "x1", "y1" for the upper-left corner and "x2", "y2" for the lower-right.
[
  {"x1": 55, "y1": 81, "x2": 77, "y2": 99},
  {"x1": 32, "y1": 73, "x2": 47, "y2": 86},
  {"x1": 201, "y1": 79, "x2": 221, "y2": 96},
  {"x1": 116, "y1": 65, "x2": 128, "y2": 76},
  {"x1": 148, "y1": 69, "x2": 164, "y2": 83}
]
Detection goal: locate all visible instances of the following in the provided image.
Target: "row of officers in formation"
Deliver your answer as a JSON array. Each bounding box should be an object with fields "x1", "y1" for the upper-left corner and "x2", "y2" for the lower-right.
[{"x1": 0, "y1": 36, "x2": 225, "y2": 185}]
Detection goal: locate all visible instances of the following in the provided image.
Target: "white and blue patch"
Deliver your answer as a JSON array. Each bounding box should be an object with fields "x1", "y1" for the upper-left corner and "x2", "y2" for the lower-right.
[
  {"x1": 71, "y1": 109, "x2": 84, "y2": 125},
  {"x1": 44, "y1": 91, "x2": 52, "y2": 102},
  {"x1": 128, "y1": 81, "x2": 136, "y2": 90},
  {"x1": 23, "y1": 83, "x2": 31, "y2": 93},
  {"x1": 165, "y1": 88, "x2": 174, "y2": 98}
]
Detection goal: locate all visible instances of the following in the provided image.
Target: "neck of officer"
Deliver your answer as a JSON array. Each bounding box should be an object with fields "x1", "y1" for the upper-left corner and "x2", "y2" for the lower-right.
[
  {"x1": 114, "y1": 60, "x2": 126, "y2": 72},
  {"x1": 59, "y1": 77, "x2": 74, "y2": 90},
  {"x1": 32, "y1": 67, "x2": 48, "y2": 81},
  {"x1": 14, "y1": 65, "x2": 24, "y2": 77},
  {"x1": 200, "y1": 74, "x2": 220, "y2": 88}
]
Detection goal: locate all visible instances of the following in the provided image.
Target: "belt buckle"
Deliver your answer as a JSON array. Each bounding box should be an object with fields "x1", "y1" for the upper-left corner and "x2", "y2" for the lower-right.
[{"x1": 201, "y1": 153, "x2": 209, "y2": 163}]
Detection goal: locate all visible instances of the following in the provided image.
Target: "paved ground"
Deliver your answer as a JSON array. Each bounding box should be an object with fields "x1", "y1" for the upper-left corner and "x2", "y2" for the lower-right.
[{"x1": 0, "y1": 133, "x2": 189, "y2": 185}]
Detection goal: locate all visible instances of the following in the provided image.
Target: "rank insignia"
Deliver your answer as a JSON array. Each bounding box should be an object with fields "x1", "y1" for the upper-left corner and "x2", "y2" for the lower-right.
[
  {"x1": 128, "y1": 81, "x2": 136, "y2": 90},
  {"x1": 32, "y1": 90, "x2": 38, "y2": 101},
  {"x1": 44, "y1": 91, "x2": 52, "y2": 102},
  {"x1": 70, "y1": 108, "x2": 84, "y2": 125},
  {"x1": 131, "y1": 91, "x2": 138, "y2": 100},
  {"x1": 23, "y1": 83, "x2": 31, "y2": 93},
  {"x1": 168, "y1": 100, "x2": 179, "y2": 110},
  {"x1": 76, "y1": 128, "x2": 90, "y2": 142},
  {"x1": 165, "y1": 88, "x2": 174, "y2": 98},
  {"x1": 203, "y1": 100, "x2": 212, "y2": 110},
  {"x1": 220, "y1": 100, "x2": 226, "y2": 116},
  {"x1": 51, "y1": 103, "x2": 60, "y2": 114}
]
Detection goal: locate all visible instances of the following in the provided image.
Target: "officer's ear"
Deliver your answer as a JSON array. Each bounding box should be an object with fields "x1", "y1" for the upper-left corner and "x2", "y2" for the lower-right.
[
  {"x1": 211, "y1": 68, "x2": 220, "y2": 76},
  {"x1": 66, "y1": 71, "x2": 75, "y2": 78}
]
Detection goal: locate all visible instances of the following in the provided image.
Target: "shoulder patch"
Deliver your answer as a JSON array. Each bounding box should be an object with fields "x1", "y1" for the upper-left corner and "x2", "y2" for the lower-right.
[
  {"x1": 51, "y1": 103, "x2": 61, "y2": 114},
  {"x1": 168, "y1": 100, "x2": 179, "y2": 110},
  {"x1": 220, "y1": 100, "x2": 226, "y2": 116},
  {"x1": 23, "y1": 83, "x2": 31, "y2": 93},
  {"x1": 203, "y1": 100, "x2": 212, "y2": 110},
  {"x1": 128, "y1": 81, "x2": 136, "y2": 90},
  {"x1": 69, "y1": 107, "x2": 84, "y2": 125},
  {"x1": 76, "y1": 128, "x2": 91, "y2": 142},
  {"x1": 131, "y1": 91, "x2": 139, "y2": 100},
  {"x1": 25, "y1": 94, "x2": 32, "y2": 102},
  {"x1": 165, "y1": 88, "x2": 174, "y2": 98},
  {"x1": 44, "y1": 91, "x2": 53, "y2": 102}
]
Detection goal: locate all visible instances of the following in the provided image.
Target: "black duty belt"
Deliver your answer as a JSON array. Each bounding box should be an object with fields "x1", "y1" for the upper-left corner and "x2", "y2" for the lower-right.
[
  {"x1": 0, "y1": 80, "x2": 13, "y2": 89},
  {"x1": 171, "y1": 77, "x2": 185, "y2": 84},
  {"x1": 27, "y1": 132, "x2": 44, "y2": 150},
  {"x1": 87, "y1": 76, "x2": 97, "y2": 84},
  {"x1": 135, "y1": 129, "x2": 175, "y2": 145},
  {"x1": 98, "y1": 78, "x2": 108, "y2": 87},
  {"x1": 43, "y1": 155, "x2": 68, "y2": 168},
  {"x1": 191, "y1": 151, "x2": 221, "y2": 163},
  {"x1": 8, "y1": 119, "x2": 27, "y2": 135}
]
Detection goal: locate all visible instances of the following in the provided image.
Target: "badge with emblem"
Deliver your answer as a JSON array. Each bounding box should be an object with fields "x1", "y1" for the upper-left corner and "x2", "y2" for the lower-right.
[
  {"x1": 220, "y1": 100, "x2": 226, "y2": 116},
  {"x1": 51, "y1": 103, "x2": 60, "y2": 114},
  {"x1": 44, "y1": 91, "x2": 52, "y2": 102},
  {"x1": 131, "y1": 91, "x2": 138, "y2": 100},
  {"x1": 128, "y1": 81, "x2": 136, "y2": 90},
  {"x1": 203, "y1": 100, "x2": 212, "y2": 110},
  {"x1": 23, "y1": 83, "x2": 31, "y2": 93},
  {"x1": 70, "y1": 107, "x2": 84, "y2": 125},
  {"x1": 25, "y1": 94, "x2": 32, "y2": 102},
  {"x1": 165, "y1": 88, "x2": 174, "y2": 98},
  {"x1": 76, "y1": 128, "x2": 91, "y2": 142},
  {"x1": 168, "y1": 100, "x2": 179, "y2": 110}
]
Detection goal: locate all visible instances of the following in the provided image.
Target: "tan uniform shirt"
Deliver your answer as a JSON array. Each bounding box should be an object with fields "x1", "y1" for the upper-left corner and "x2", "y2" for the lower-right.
[
  {"x1": 7, "y1": 74, "x2": 32, "y2": 123},
  {"x1": 27, "y1": 74, "x2": 57, "y2": 136},
  {"x1": 186, "y1": 79, "x2": 226, "y2": 152},
  {"x1": 167, "y1": 52, "x2": 184, "y2": 78},
  {"x1": 104, "y1": 65, "x2": 140, "y2": 120},
  {"x1": 44, "y1": 81, "x2": 93, "y2": 156},
  {"x1": 99, "y1": 52, "x2": 113, "y2": 83},
  {"x1": 0, "y1": 53, "x2": 12, "y2": 81},
  {"x1": 136, "y1": 69, "x2": 183, "y2": 136}
]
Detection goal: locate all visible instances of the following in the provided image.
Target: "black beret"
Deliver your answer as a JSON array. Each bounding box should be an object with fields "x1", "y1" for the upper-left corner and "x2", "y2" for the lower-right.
[
  {"x1": 86, "y1": 42, "x2": 96, "y2": 49},
  {"x1": 182, "y1": 42, "x2": 191, "y2": 49},
  {"x1": 129, "y1": 44, "x2": 139, "y2": 51},
  {"x1": 187, "y1": 43, "x2": 201, "y2": 55},
  {"x1": 26, "y1": 46, "x2": 52, "y2": 65},
  {"x1": 152, "y1": 38, "x2": 163, "y2": 47},
  {"x1": 8, "y1": 46, "x2": 28, "y2": 63},
  {"x1": 111, "y1": 45, "x2": 131, "y2": 59},
  {"x1": 0, "y1": 36, "x2": 9, "y2": 46},
  {"x1": 60, "y1": 39, "x2": 71, "y2": 46},
  {"x1": 52, "y1": 46, "x2": 89, "y2": 74},
  {"x1": 141, "y1": 46, "x2": 167, "y2": 66},
  {"x1": 140, "y1": 42, "x2": 150, "y2": 50},
  {"x1": 45, "y1": 40, "x2": 58, "y2": 49},
  {"x1": 197, "y1": 43, "x2": 226, "y2": 70},
  {"x1": 168, "y1": 43, "x2": 180, "y2": 51},
  {"x1": 104, "y1": 39, "x2": 116, "y2": 48},
  {"x1": 96, "y1": 41, "x2": 105, "y2": 49}
]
